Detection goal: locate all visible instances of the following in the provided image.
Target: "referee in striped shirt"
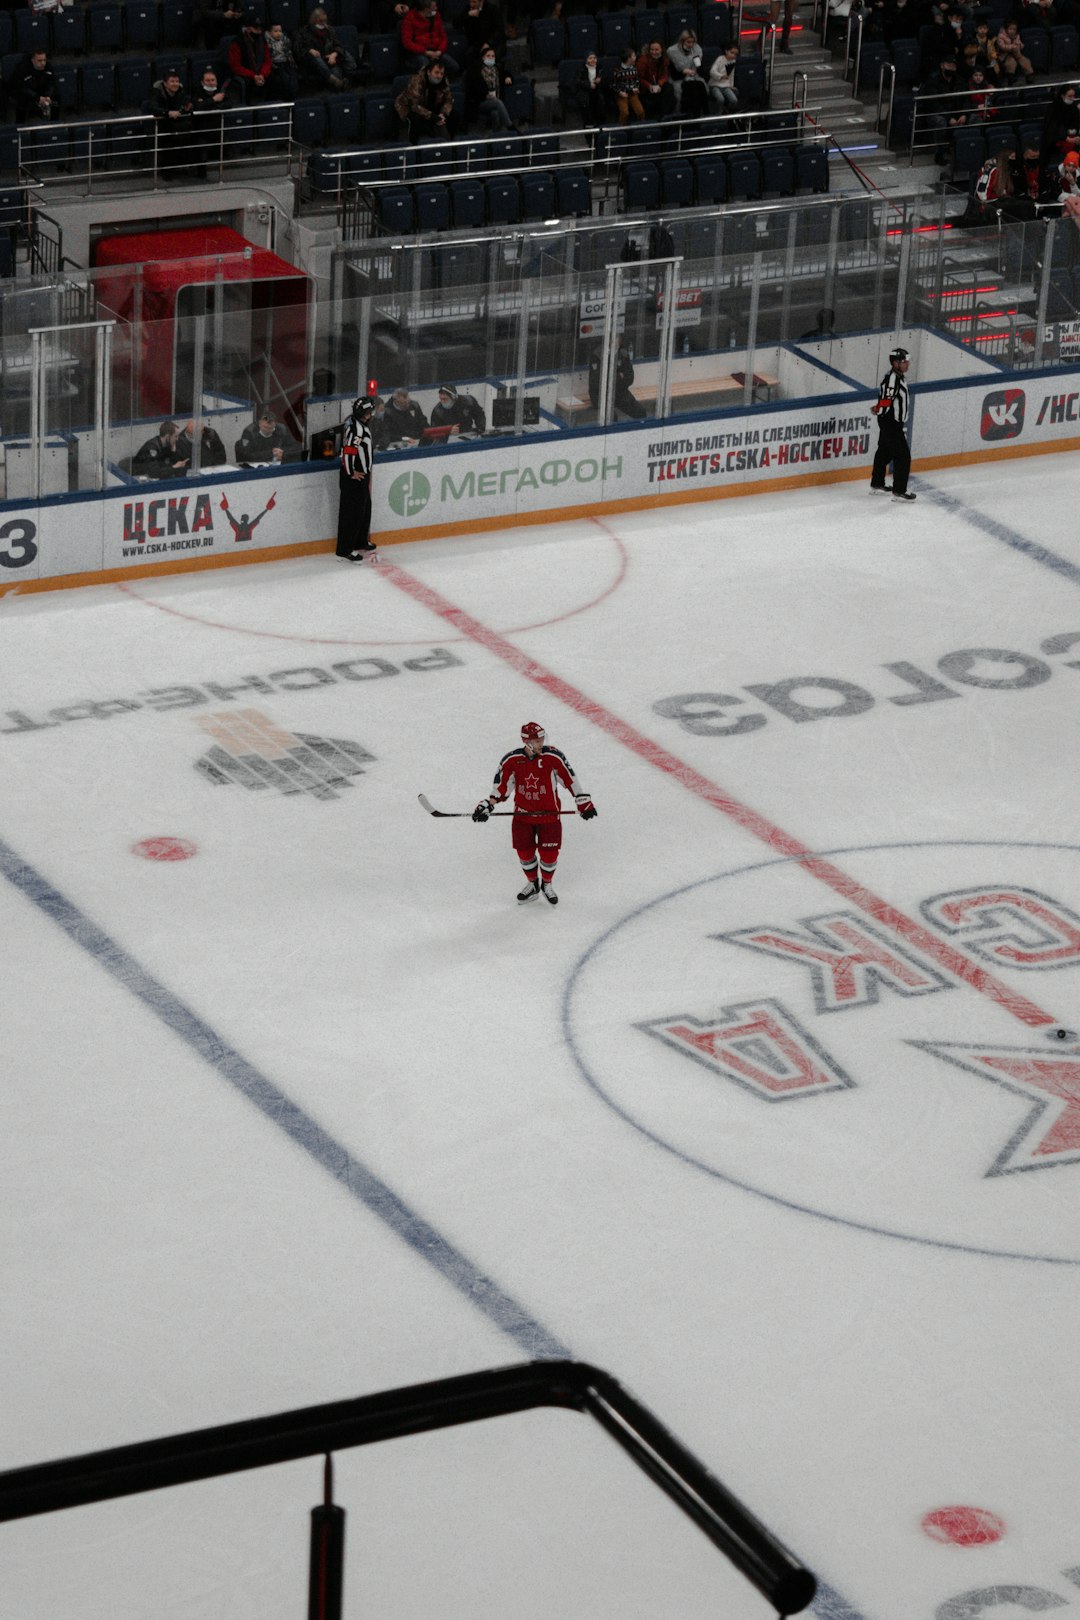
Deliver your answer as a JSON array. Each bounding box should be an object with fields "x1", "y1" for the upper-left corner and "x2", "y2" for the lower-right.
[
  {"x1": 336, "y1": 395, "x2": 377, "y2": 560},
  {"x1": 870, "y1": 347, "x2": 916, "y2": 502}
]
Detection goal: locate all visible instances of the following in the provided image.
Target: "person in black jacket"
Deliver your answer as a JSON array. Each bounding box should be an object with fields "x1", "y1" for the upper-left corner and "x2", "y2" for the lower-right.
[
  {"x1": 177, "y1": 419, "x2": 228, "y2": 470},
  {"x1": 587, "y1": 337, "x2": 646, "y2": 419},
  {"x1": 132, "y1": 421, "x2": 190, "y2": 478},
  {"x1": 235, "y1": 409, "x2": 294, "y2": 463},
  {"x1": 9, "y1": 50, "x2": 57, "y2": 122},
  {"x1": 870, "y1": 347, "x2": 914, "y2": 501},
  {"x1": 373, "y1": 387, "x2": 428, "y2": 446},
  {"x1": 429, "y1": 384, "x2": 487, "y2": 434},
  {"x1": 146, "y1": 70, "x2": 196, "y2": 175}
]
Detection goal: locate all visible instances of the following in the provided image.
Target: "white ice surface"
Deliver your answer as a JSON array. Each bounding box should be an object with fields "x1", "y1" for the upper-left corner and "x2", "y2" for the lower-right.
[{"x1": 4, "y1": 458, "x2": 1080, "y2": 1620}]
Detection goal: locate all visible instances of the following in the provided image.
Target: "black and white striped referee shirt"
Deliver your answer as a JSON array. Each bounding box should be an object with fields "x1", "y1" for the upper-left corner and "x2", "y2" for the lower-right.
[
  {"x1": 341, "y1": 413, "x2": 373, "y2": 479},
  {"x1": 876, "y1": 369, "x2": 909, "y2": 426}
]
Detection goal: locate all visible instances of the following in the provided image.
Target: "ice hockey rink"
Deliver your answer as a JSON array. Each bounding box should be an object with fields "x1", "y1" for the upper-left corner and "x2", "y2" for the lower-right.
[{"x1": 5, "y1": 450, "x2": 1080, "y2": 1620}]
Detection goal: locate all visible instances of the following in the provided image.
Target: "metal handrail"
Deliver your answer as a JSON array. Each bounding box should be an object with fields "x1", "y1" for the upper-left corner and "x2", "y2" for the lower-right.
[
  {"x1": 876, "y1": 58, "x2": 896, "y2": 140},
  {"x1": 847, "y1": 5, "x2": 864, "y2": 87},
  {"x1": 0, "y1": 1360, "x2": 819, "y2": 1618}
]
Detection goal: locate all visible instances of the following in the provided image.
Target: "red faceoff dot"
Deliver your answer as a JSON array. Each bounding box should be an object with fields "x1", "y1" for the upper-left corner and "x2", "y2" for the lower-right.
[
  {"x1": 132, "y1": 837, "x2": 198, "y2": 863},
  {"x1": 922, "y1": 1506, "x2": 1006, "y2": 1547}
]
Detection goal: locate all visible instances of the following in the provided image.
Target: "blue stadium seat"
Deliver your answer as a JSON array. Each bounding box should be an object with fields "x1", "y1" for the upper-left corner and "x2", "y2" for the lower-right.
[
  {"x1": 221, "y1": 104, "x2": 255, "y2": 155},
  {"x1": 125, "y1": 0, "x2": 161, "y2": 49},
  {"x1": 293, "y1": 96, "x2": 327, "y2": 145},
  {"x1": 115, "y1": 57, "x2": 152, "y2": 105},
  {"x1": 448, "y1": 174, "x2": 485, "y2": 224},
  {"x1": 188, "y1": 49, "x2": 220, "y2": 82},
  {"x1": 485, "y1": 173, "x2": 519, "y2": 221},
  {"x1": 694, "y1": 150, "x2": 727, "y2": 201},
  {"x1": 361, "y1": 90, "x2": 396, "y2": 139},
  {"x1": 529, "y1": 17, "x2": 565, "y2": 65},
  {"x1": 335, "y1": 23, "x2": 359, "y2": 61},
  {"x1": 0, "y1": 226, "x2": 13, "y2": 278},
  {"x1": 633, "y1": 9, "x2": 665, "y2": 47},
  {"x1": 87, "y1": 2, "x2": 124, "y2": 52},
  {"x1": 1051, "y1": 24, "x2": 1079, "y2": 68},
  {"x1": 152, "y1": 52, "x2": 189, "y2": 84},
  {"x1": 0, "y1": 124, "x2": 18, "y2": 172},
  {"x1": 502, "y1": 79, "x2": 533, "y2": 125},
  {"x1": 0, "y1": 15, "x2": 12, "y2": 58},
  {"x1": 698, "y1": 3, "x2": 731, "y2": 47},
  {"x1": 268, "y1": 0, "x2": 300, "y2": 30},
  {"x1": 325, "y1": 89, "x2": 360, "y2": 142},
  {"x1": 51, "y1": 7, "x2": 87, "y2": 55},
  {"x1": 378, "y1": 185, "x2": 414, "y2": 231},
  {"x1": 159, "y1": 0, "x2": 192, "y2": 43},
  {"x1": 659, "y1": 155, "x2": 693, "y2": 205},
  {"x1": 80, "y1": 62, "x2": 118, "y2": 111},
  {"x1": 761, "y1": 144, "x2": 794, "y2": 193},
  {"x1": 664, "y1": 5, "x2": 696, "y2": 43},
  {"x1": 366, "y1": 33, "x2": 399, "y2": 80},
  {"x1": 309, "y1": 147, "x2": 348, "y2": 190},
  {"x1": 733, "y1": 55, "x2": 764, "y2": 105},
  {"x1": 624, "y1": 158, "x2": 660, "y2": 208},
  {"x1": 24, "y1": 124, "x2": 68, "y2": 172},
  {"x1": 555, "y1": 166, "x2": 591, "y2": 215},
  {"x1": 950, "y1": 124, "x2": 985, "y2": 178},
  {"x1": 339, "y1": 0, "x2": 369, "y2": 25},
  {"x1": 520, "y1": 168, "x2": 555, "y2": 218},
  {"x1": 601, "y1": 11, "x2": 634, "y2": 53},
  {"x1": 565, "y1": 13, "x2": 598, "y2": 55},
  {"x1": 256, "y1": 102, "x2": 290, "y2": 149},
  {"x1": 404, "y1": 139, "x2": 457, "y2": 177},
  {"x1": 51, "y1": 62, "x2": 79, "y2": 112},
  {"x1": 413, "y1": 180, "x2": 451, "y2": 230},
  {"x1": 857, "y1": 41, "x2": 888, "y2": 89},
  {"x1": 727, "y1": 149, "x2": 761, "y2": 197},
  {"x1": 15, "y1": 11, "x2": 50, "y2": 56},
  {"x1": 890, "y1": 38, "x2": 920, "y2": 83},
  {"x1": 527, "y1": 131, "x2": 557, "y2": 163},
  {"x1": 796, "y1": 143, "x2": 828, "y2": 191},
  {"x1": 1024, "y1": 28, "x2": 1049, "y2": 70}
]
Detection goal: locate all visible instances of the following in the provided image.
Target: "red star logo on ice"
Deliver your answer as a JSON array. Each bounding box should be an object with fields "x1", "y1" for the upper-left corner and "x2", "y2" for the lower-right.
[{"x1": 913, "y1": 1040, "x2": 1080, "y2": 1175}]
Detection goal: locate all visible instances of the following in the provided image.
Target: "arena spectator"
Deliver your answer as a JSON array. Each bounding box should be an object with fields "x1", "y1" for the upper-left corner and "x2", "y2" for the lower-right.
[
  {"x1": 708, "y1": 42, "x2": 740, "y2": 113},
  {"x1": 235, "y1": 409, "x2": 294, "y2": 463},
  {"x1": 575, "y1": 51, "x2": 607, "y2": 125},
  {"x1": 294, "y1": 7, "x2": 359, "y2": 90},
  {"x1": 637, "y1": 40, "x2": 674, "y2": 119},
  {"x1": 266, "y1": 23, "x2": 300, "y2": 98},
  {"x1": 918, "y1": 55, "x2": 968, "y2": 162},
  {"x1": 964, "y1": 21, "x2": 1001, "y2": 82},
  {"x1": 132, "y1": 420, "x2": 190, "y2": 478},
  {"x1": 611, "y1": 45, "x2": 644, "y2": 123},
  {"x1": 400, "y1": 0, "x2": 460, "y2": 75},
  {"x1": 666, "y1": 29, "x2": 702, "y2": 111},
  {"x1": 395, "y1": 59, "x2": 458, "y2": 138},
  {"x1": 458, "y1": 0, "x2": 505, "y2": 65},
  {"x1": 146, "y1": 69, "x2": 196, "y2": 175},
  {"x1": 8, "y1": 50, "x2": 57, "y2": 122},
  {"x1": 465, "y1": 46, "x2": 514, "y2": 129},
  {"x1": 995, "y1": 20, "x2": 1034, "y2": 81},
  {"x1": 193, "y1": 0, "x2": 244, "y2": 49},
  {"x1": 1042, "y1": 82, "x2": 1080, "y2": 161},
  {"x1": 429, "y1": 384, "x2": 486, "y2": 434},
  {"x1": 176, "y1": 419, "x2": 228, "y2": 469},
  {"x1": 678, "y1": 62, "x2": 708, "y2": 117}
]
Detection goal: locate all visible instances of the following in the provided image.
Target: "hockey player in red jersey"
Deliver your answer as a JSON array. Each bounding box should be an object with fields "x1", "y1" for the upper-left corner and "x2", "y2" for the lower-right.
[{"x1": 473, "y1": 721, "x2": 597, "y2": 905}]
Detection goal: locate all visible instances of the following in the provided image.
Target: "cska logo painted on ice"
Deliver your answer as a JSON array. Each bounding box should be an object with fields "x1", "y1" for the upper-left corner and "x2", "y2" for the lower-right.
[
  {"x1": 566, "y1": 845, "x2": 1080, "y2": 1263},
  {"x1": 980, "y1": 388, "x2": 1025, "y2": 440}
]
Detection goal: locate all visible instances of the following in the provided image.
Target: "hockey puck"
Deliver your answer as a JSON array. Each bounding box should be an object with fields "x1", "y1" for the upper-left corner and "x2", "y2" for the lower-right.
[{"x1": 1051, "y1": 1027, "x2": 1076, "y2": 1042}]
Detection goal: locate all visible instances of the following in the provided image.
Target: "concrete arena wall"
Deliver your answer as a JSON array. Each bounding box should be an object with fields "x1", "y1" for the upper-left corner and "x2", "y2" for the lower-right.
[{"x1": 2, "y1": 364, "x2": 1079, "y2": 595}]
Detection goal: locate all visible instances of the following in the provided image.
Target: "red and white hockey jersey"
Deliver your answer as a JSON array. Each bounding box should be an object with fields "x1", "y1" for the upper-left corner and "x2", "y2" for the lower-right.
[{"x1": 488, "y1": 746, "x2": 586, "y2": 819}]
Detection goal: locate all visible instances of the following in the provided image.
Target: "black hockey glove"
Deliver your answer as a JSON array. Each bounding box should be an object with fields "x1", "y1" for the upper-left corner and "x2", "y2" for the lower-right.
[
  {"x1": 472, "y1": 800, "x2": 492, "y2": 822},
  {"x1": 576, "y1": 795, "x2": 597, "y2": 820}
]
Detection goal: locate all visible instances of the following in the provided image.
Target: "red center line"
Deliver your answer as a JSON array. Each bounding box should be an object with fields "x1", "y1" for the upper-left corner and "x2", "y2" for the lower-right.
[{"x1": 381, "y1": 559, "x2": 1059, "y2": 1032}]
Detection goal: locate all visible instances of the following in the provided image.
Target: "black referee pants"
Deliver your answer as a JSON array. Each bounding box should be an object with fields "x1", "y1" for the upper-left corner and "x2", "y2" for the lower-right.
[
  {"x1": 336, "y1": 470, "x2": 372, "y2": 555},
  {"x1": 871, "y1": 416, "x2": 911, "y2": 495}
]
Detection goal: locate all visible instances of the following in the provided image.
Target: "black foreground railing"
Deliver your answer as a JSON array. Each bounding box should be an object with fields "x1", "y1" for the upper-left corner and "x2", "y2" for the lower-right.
[{"x1": 0, "y1": 1359, "x2": 817, "y2": 1618}]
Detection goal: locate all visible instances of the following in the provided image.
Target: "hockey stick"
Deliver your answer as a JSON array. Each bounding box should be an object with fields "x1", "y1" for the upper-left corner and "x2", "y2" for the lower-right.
[{"x1": 418, "y1": 794, "x2": 575, "y2": 818}]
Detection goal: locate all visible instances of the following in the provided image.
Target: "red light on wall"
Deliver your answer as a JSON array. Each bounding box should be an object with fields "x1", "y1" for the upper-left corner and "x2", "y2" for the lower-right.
[{"x1": 366, "y1": 377, "x2": 379, "y2": 396}]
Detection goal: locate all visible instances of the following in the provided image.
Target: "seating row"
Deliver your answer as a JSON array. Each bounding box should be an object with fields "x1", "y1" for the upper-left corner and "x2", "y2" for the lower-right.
[
  {"x1": 556, "y1": 49, "x2": 766, "y2": 111},
  {"x1": 0, "y1": 0, "x2": 372, "y2": 60},
  {"x1": 623, "y1": 145, "x2": 828, "y2": 207},
  {"x1": 949, "y1": 120, "x2": 1055, "y2": 175},
  {"x1": 530, "y1": 3, "x2": 737, "y2": 65},
  {"x1": 857, "y1": 22, "x2": 1080, "y2": 89},
  {"x1": 309, "y1": 129, "x2": 560, "y2": 188}
]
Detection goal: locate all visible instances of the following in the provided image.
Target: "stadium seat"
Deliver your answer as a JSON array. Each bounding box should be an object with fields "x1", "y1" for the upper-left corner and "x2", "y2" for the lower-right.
[
  {"x1": 727, "y1": 149, "x2": 761, "y2": 197},
  {"x1": 152, "y1": 52, "x2": 189, "y2": 85},
  {"x1": 159, "y1": 0, "x2": 192, "y2": 44},
  {"x1": 857, "y1": 41, "x2": 888, "y2": 90},
  {"x1": 0, "y1": 124, "x2": 18, "y2": 173},
  {"x1": 1024, "y1": 28, "x2": 1050, "y2": 70},
  {"x1": 15, "y1": 12, "x2": 50, "y2": 57},
  {"x1": 520, "y1": 168, "x2": 555, "y2": 219},
  {"x1": 694, "y1": 150, "x2": 727, "y2": 202},
  {"x1": 485, "y1": 173, "x2": 520, "y2": 222},
  {"x1": 361, "y1": 90, "x2": 395, "y2": 140},
  {"x1": 256, "y1": 102, "x2": 290, "y2": 150},
  {"x1": 51, "y1": 7, "x2": 87, "y2": 55},
  {"x1": 335, "y1": 23, "x2": 359, "y2": 61},
  {"x1": 366, "y1": 34, "x2": 399, "y2": 80},
  {"x1": 734, "y1": 55, "x2": 764, "y2": 106},
  {"x1": 325, "y1": 89, "x2": 360, "y2": 143},
  {"x1": 115, "y1": 57, "x2": 152, "y2": 106},
  {"x1": 413, "y1": 180, "x2": 451, "y2": 230},
  {"x1": 950, "y1": 123, "x2": 985, "y2": 179},
  {"x1": 698, "y1": 3, "x2": 732, "y2": 47},
  {"x1": 761, "y1": 144, "x2": 794, "y2": 193},
  {"x1": 449, "y1": 174, "x2": 485, "y2": 225},
  {"x1": 529, "y1": 17, "x2": 565, "y2": 65},
  {"x1": 659, "y1": 155, "x2": 694, "y2": 206},
  {"x1": 890, "y1": 38, "x2": 920, "y2": 83},
  {"x1": 556, "y1": 165, "x2": 591, "y2": 215},
  {"x1": 664, "y1": 5, "x2": 696, "y2": 42},
  {"x1": 292, "y1": 96, "x2": 327, "y2": 146},
  {"x1": 503, "y1": 78, "x2": 533, "y2": 124},
  {"x1": 796, "y1": 143, "x2": 828, "y2": 191},
  {"x1": 51, "y1": 62, "x2": 79, "y2": 113},
  {"x1": 0, "y1": 14, "x2": 12, "y2": 58},
  {"x1": 600, "y1": 11, "x2": 634, "y2": 54},
  {"x1": 125, "y1": 0, "x2": 161, "y2": 50},
  {"x1": 80, "y1": 62, "x2": 118, "y2": 112},
  {"x1": 527, "y1": 131, "x2": 557, "y2": 163},
  {"x1": 87, "y1": 2, "x2": 124, "y2": 53},
  {"x1": 1051, "y1": 24, "x2": 1079, "y2": 68},
  {"x1": 221, "y1": 104, "x2": 255, "y2": 156},
  {"x1": 557, "y1": 55, "x2": 583, "y2": 120},
  {"x1": 633, "y1": 8, "x2": 665, "y2": 47},
  {"x1": 339, "y1": 0, "x2": 369, "y2": 25},
  {"x1": 378, "y1": 185, "x2": 414, "y2": 232},
  {"x1": 268, "y1": 0, "x2": 301, "y2": 28},
  {"x1": 624, "y1": 158, "x2": 660, "y2": 209}
]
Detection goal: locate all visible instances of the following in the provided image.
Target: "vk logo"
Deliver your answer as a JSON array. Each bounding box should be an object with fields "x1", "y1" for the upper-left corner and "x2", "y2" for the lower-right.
[{"x1": 981, "y1": 388, "x2": 1025, "y2": 441}]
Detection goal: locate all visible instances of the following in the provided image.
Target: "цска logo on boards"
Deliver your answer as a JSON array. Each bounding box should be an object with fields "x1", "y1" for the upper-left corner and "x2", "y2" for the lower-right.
[{"x1": 981, "y1": 388, "x2": 1025, "y2": 440}]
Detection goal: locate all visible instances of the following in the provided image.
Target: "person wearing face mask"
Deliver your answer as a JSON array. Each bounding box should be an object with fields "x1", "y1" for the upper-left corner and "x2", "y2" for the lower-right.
[
  {"x1": 294, "y1": 6, "x2": 359, "y2": 89},
  {"x1": 395, "y1": 58, "x2": 458, "y2": 139},
  {"x1": 400, "y1": 0, "x2": 460, "y2": 75},
  {"x1": 1042, "y1": 83, "x2": 1080, "y2": 165},
  {"x1": 465, "y1": 44, "x2": 514, "y2": 128}
]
